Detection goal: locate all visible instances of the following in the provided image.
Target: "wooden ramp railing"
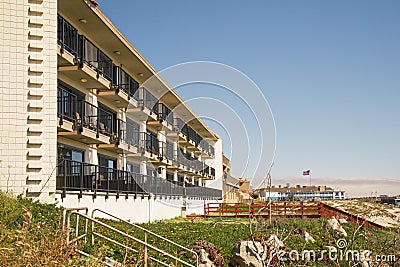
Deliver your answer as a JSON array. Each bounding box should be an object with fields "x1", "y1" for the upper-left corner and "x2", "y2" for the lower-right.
[
  {"x1": 189, "y1": 201, "x2": 386, "y2": 230},
  {"x1": 203, "y1": 201, "x2": 320, "y2": 218},
  {"x1": 318, "y1": 202, "x2": 385, "y2": 230}
]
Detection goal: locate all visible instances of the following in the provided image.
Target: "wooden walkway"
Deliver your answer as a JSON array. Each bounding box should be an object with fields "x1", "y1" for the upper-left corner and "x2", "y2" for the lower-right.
[{"x1": 187, "y1": 201, "x2": 385, "y2": 230}]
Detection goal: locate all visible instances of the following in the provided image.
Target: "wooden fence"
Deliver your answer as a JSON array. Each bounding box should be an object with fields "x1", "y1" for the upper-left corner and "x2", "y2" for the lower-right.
[
  {"x1": 189, "y1": 201, "x2": 386, "y2": 230},
  {"x1": 203, "y1": 201, "x2": 320, "y2": 218}
]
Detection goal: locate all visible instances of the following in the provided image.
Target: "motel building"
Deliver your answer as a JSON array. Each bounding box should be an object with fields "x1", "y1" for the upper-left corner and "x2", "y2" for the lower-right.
[
  {"x1": 0, "y1": 0, "x2": 224, "y2": 222},
  {"x1": 257, "y1": 185, "x2": 346, "y2": 201}
]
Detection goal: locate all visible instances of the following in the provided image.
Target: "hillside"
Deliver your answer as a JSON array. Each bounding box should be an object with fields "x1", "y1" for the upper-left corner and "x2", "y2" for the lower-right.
[
  {"x1": 325, "y1": 200, "x2": 400, "y2": 228},
  {"x1": 1, "y1": 192, "x2": 399, "y2": 266}
]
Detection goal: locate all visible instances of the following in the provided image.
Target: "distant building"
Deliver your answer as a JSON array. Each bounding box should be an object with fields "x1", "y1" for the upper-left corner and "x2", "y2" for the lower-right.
[
  {"x1": 222, "y1": 153, "x2": 252, "y2": 202},
  {"x1": 256, "y1": 184, "x2": 345, "y2": 201}
]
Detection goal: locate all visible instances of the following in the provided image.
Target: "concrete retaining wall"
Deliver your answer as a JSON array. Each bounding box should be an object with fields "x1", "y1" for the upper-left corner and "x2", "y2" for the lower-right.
[{"x1": 56, "y1": 192, "x2": 218, "y2": 223}]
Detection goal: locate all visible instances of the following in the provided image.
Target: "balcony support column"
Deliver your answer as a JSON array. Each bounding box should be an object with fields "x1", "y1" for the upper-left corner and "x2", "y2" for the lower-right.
[
  {"x1": 139, "y1": 120, "x2": 146, "y2": 133},
  {"x1": 89, "y1": 144, "x2": 98, "y2": 165},
  {"x1": 140, "y1": 161, "x2": 147, "y2": 176},
  {"x1": 173, "y1": 170, "x2": 178, "y2": 182},
  {"x1": 159, "y1": 166, "x2": 166, "y2": 180}
]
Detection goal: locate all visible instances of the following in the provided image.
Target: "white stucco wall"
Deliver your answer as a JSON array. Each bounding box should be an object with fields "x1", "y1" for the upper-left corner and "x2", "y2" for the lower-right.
[
  {"x1": 206, "y1": 139, "x2": 223, "y2": 190},
  {"x1": 56, "y1": 192, "x2": 217, "y2": 223}
]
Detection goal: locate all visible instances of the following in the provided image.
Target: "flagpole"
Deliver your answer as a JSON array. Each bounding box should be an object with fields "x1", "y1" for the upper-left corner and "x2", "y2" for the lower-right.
[{"x1": 309, "y1": 171, "x2": 311, "y2": 186}]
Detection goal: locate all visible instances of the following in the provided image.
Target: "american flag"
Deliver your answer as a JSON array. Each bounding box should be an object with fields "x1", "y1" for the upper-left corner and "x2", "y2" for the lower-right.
[{"x1": 303, "y1": 170, "x2": 310, "y2": 176}]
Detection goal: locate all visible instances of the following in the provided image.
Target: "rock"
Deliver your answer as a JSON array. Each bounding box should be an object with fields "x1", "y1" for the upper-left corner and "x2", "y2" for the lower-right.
[
  {"x1": 184, "y1": 240, "x2": 224, "y2": 267},
  {"x1": 229, "y1": 241, "x2": 264, "y2": 267},
  {"x1": 359, "y1": 250, "x2": 371, "y2": 267},
  {"x1": 338, "y1": 218, "x2": 348, "y2": 224},
  {"x1": 327, "y1": 217, "x2": 347, "y2": 237},
  {"x1": 229, "y1": 235, "x2": 285, "y2": 267},
  {"x1": 304, "y1": 231, "x2": 315, "y2": 243},
  {"x1": 199, "y1": 248, "x2": 215, "y2": 267},
  {"x1": 265, "y1": 234, "x2": 284, "y2": 250}
]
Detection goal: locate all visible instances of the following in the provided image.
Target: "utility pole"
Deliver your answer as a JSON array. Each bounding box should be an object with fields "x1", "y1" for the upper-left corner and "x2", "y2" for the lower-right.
[{"x1": 266, "y1": 163, "x2": 274, "y2": 224}]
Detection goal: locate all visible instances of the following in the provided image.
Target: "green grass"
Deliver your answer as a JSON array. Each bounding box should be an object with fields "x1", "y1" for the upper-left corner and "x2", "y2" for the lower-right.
[
  {"x1": 87, "y1": 216, "x2": 400, "y2": 266},
  {"x1": 1, "y1": 191, "x2": 399, "y2": 266},
  {"x1": 0, "y1": 191, "x2": 73, "y2": 266}
]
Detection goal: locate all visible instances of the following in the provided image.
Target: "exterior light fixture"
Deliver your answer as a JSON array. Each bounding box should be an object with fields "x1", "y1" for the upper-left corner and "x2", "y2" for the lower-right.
[
  {"x1": 138, "y1": 73, "x2": 144, "y2": 77},
  {"x1": 79, "y1": 19, "x2": 87, "y2": 23},
  {"x1": 114, "y1": 51, "x2": 121, "y2": 55},
  {"x1": 80, "y1": 78, "x2": 87, "y2": 83}
]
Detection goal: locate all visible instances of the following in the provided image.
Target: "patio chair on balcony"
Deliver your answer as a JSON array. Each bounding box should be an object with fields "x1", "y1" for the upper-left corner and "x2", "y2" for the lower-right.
[
  {"x1": 88, "y1": 117, "x2": 97, "y2": 130},
  {"x1": 74, "y1": 112, "x2": 82, "y2": 130},
  {"x1": 99, "y1": 122, "x2": 106, "y2": 135}
]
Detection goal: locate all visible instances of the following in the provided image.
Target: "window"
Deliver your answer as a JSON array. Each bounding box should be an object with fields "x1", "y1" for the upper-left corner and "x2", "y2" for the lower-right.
[
  {"x1": 98, "y1": 154, "x2": 117, "y2": 169},
  {"x1": 57, "y1": 143, "x2": 84, "y2": 162},
  {"x1": 126, "y1": 162, "x2": 140, "y2": 174},
  {"x1": 166, "y1": 173, "x2": 174, "y2": 181}
]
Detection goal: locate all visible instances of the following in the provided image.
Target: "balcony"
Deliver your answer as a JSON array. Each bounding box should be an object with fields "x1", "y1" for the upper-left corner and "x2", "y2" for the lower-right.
[
  {"x1": 201, "y1": 165, "x2": 215, "y2": 180},
  {"x1": 56, "y1": 159, "x2": 145, "y2": 198},
  {"x1": 58, "y1": 16, "x2": 111, "y2": 90},
  {"x1": 57, "y1": 88, "x2": 114, "y2": 144},
  {"x1": 148, "y1": 103, "x2": 174, "y2": 131},
  {"x1": 128, "y1": 88, "x2": 158, "y2": 121},
  {"x1": 57, "y1": 159, "x2": 221, "y2": 199},
  {"x1": 125, "y1": 120, "x2": 140, "y2": 149},
  {"x1": 112, "y1": 66, "x2": 139, "y2": 100},
  {"x1": 80, "y1": 35, "x2": 113, "y2": 81},
  {"x1": 173, "y1": 118, "x2": 188, "y2": 141},
  {"x1": 174, "y1": 120, "x2": 203, "y2": 154},
  {"x1": 98, "y1": 66, "x2": 140, "y2": 107},
  {"x1": 57, "y1": 86, "x2": 77, "y2": 127},
  {"x1": 139, "y1": 131, "x2": 159, "y2": 157},
  {"x1": 57, "y1": 14, "x2": 79, "y2": 58},
  {"x1": 98, "y1": 119, "x2": 139, "y2": 154},
  {"x1": 156, "y1": 141, "x2": 177, "y2": 168}
]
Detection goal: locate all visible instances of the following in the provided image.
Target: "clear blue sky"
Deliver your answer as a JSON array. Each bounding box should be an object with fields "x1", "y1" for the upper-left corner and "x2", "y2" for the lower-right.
[{"x1": 97, "y1": 1, "x2": 400, "y2": 181}]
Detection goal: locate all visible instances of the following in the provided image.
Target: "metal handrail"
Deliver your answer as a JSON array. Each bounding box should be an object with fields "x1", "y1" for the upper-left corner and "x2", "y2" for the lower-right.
[
  {"x1": 65, "y1": 210, "x2": 198, "y2": 267},
  {"x1": 92, "y1": 208, "x2": 199, "y2": 266}
]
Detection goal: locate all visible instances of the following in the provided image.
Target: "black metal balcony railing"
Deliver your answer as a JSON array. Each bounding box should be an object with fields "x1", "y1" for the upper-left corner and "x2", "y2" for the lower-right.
[
  {"x1": 79, "y1": 36, "x2": 113, "y2": 81},
  {"x1": 58, "y1": 15, "x2": 79, "y2": 56},
  {"x1": 138, "y1": 88, "x2": 159, "y2": 114},
  {"x1": 210, "y1": 167, "x2": 215, "y2": 178},
  {"x1": 113, "y1": 119, "x2": 126, "y2": 144},
  {"x1": 158, "y1": 141, "x2": 166, "y2": 159},
  {"x1": 113, "y1": 66, "x2": 139, "y2": 100},
  {"x1": 57, "y1": 89, "x2": 114, "y2": 137},
  {"x1": 158, "y1": 141, "x2": 175, "y2": 162},
  {"x1": 125, "y1": 120, "x2": 140, "y2": 148},
  {"x1": 56, "y1": 159, "x2": 145, "y2": 196},
  {"x1": 177, "y1": 150, "x2": 187, "y2": 168},
  {"x1": 199, "y1": 140, "x2": 209, "y2": 154},
  {"x1": 158, "y1": 103, "x2": 174, "y2": 125},
  {"x1": 57, "y1": 87, "x2": 77, "y2": 123},
  {"x1": 174, "y1": 118, "x2": 186, "y2": 134},
  {"x1": 76, "y1": 100, "x2": 114, "y2": 137},
  {"x1": 166, "y1": 141, "x2": 174, "y2": 161},
  {"x1": 166, "y1": 173, "x2": 174, "y2": 182},
  {"x1": 194, "y1": 160, "x2": 204, "y2": 173},
  {"x1": 57, "y1": 159, "x2": 221, "y2": 199},
  {"x1": 140, "y1": 132, "x2": 159, "y2": 155},
  {"x1": 209, "y1": 146, "x2": 215, "y2": 157}
]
